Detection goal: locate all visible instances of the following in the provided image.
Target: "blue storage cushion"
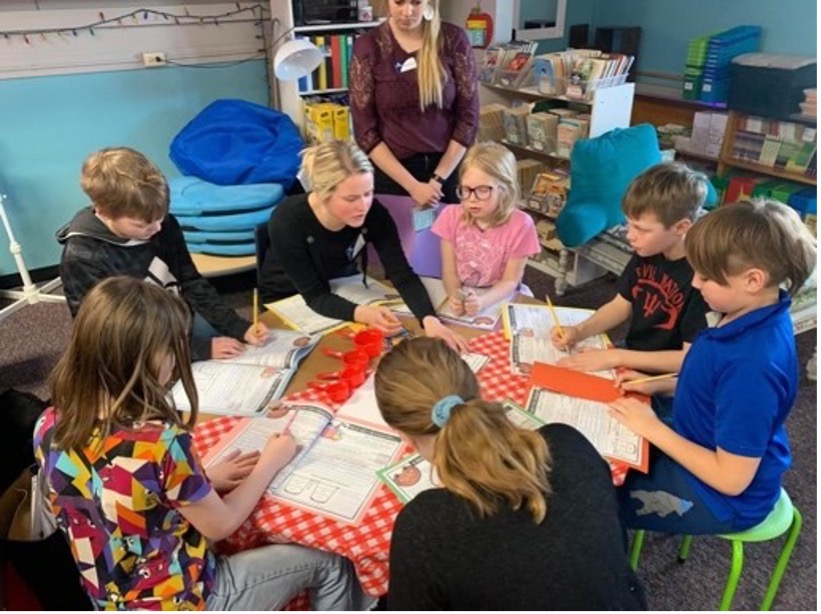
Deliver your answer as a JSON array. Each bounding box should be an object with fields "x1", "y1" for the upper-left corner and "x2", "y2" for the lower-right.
[
  {"x1": 556, "y1": 124, "x2": 662, "y2": 248},
  {"x1": 184, "y1": 229, "x2": 256, "y2": 243},
  {"x1": 169, "y1": 176, "x2": 284, "y2": 216},
  {"x1": 169, "y1": 98, "x2": 303, "y2": 187},
  {"x1": 176, "y1": 205, "x2": 276, "y2": 232},
  {"x1": 187, "y1": 240, "x2": 256, "y2": 257}
]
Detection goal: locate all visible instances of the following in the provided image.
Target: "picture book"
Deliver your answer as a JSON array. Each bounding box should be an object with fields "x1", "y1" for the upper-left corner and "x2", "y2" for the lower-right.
[
  {"x1": 264, "y1": 274, "x2": 406, "y2": 335},
  {"x1": 203, "y1": 401, "x2": 405, "y2": 525},
  {"x1": 502, "y1": 303, "x2": 611, "y2": 377},
  {"x1": 417, "y1": 277, "x2": 508, "y2": 331},
  {"x1": 526, "y1": 363, "x2": 649, "y2": 472},
  {"x1": 170, "y1": 331, "x2": 321, "y2": 417},
  {"x1": 376, "y1": 401, "x2": 543, "y2": 503}
]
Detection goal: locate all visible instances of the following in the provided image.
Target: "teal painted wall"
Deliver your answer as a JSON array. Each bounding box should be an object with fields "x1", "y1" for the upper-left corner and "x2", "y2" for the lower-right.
[
  {"x1": 0, "y1": 61, "x2": 269, "y2": 276},
  {"x1": 591, "y1": 0, "x2": 817, "y2": 75}
]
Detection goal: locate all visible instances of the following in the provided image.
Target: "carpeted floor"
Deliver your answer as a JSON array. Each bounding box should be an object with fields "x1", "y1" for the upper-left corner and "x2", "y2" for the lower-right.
[{"x1": 0, "y1": 268, "x2": 816, "y2": 610}]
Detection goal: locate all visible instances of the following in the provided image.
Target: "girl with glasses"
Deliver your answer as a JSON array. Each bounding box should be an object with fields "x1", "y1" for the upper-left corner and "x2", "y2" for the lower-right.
[{"x1": 431, "y1": 142, "x2": 541, "y2": 316}]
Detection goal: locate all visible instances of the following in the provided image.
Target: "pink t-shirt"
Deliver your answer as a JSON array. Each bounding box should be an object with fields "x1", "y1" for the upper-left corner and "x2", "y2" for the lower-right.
[{"x1": 432, "y1": 205, "x2": 540, "y2": 287}]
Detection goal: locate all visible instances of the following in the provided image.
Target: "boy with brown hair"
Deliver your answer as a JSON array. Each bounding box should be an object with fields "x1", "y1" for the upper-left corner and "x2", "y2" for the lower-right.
[
  {"x1": 610, "y1": 199, "x2": 816, "y2": 534},
  {"x1": 551, "y1": 162, "x2": 710, "y2": 375},
  {"x1": 58, "y1": 147, "x2": 267, "y2": 361}
]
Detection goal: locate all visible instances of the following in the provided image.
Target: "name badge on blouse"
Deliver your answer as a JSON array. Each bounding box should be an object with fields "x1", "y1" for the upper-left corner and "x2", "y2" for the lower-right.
[
  {"x1": 398, "y1": 57, "x2": 417, "y2": 73},
  {"x1": 349, "y1": 233, "x2": 367, "y2": 261}
]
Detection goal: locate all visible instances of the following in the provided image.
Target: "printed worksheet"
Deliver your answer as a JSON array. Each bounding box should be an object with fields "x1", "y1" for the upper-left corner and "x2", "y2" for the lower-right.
[
  {"x1": 265, "y1": 275, "x2": 405, "y2": 335},
  {"x1": 272, "y1": 419, "x2": 404, "y2": 524},
  {"x1": 414, "y1": 277, "x2": 507, "y2": 330},
  {"x1": 215, "y1": 330, "x2": 320, "y2": 369},
  {"x1": 503, "y1": 303, "x2": 612, "y2": 377},
  {"x1": 202, "y1": 402, "x2": 404, "y2": 525},
  {"x1": 525, "y1": 386, "x2": 646, "y2": 470},
  {"x1": 172, "y1": 363, "x2": 293, "y2": 416}
]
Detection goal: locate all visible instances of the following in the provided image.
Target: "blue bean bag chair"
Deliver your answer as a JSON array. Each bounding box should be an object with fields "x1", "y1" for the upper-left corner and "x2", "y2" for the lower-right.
[
  {"x1": 169, "y1": 99, "x2": 303, "y2": 187},
  {"x1": 169, "y1": 176, "x2": 284, "y2": 216}
]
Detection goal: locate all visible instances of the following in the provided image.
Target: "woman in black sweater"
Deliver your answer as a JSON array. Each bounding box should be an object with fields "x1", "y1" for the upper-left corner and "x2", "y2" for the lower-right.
[
  {"x1": 259, "y1": 140, "x2": 465, "y2": 351},
  {"x1": 374, "y1": 338, "x2": 647, "y2": 611}
]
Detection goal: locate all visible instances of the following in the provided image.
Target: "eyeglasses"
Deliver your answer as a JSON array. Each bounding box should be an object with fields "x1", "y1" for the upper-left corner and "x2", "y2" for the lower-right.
[{"x1": 456, "y1": 185, "x2": 495, "y2": 201}]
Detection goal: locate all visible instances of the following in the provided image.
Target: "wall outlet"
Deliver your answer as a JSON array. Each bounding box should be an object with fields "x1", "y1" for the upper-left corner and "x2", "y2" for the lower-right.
[{"x1": 141, "y1": 52, "x2": 167, "y2": 67}]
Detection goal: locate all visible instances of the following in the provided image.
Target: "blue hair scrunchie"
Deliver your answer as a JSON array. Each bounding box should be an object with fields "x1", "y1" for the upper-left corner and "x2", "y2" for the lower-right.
[{"x1": 431, "y1": 394, "x2": 464, "y2": 428}]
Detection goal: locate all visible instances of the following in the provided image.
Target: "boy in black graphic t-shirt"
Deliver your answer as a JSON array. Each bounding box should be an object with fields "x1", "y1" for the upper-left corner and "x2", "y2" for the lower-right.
[{"x1": 550, "y1": 163, "x2": 710, "y2": 379}]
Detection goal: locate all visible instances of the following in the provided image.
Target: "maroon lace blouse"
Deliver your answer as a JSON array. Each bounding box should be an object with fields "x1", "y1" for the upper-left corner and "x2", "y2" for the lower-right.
[{"x1": 349, "y1": 21, "x2": 479, "y2": 161}]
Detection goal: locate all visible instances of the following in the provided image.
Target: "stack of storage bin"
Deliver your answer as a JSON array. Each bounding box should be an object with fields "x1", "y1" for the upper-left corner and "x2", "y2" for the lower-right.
[{"x1": 683, "y1": 26, "x2": 762, "y2": 104}]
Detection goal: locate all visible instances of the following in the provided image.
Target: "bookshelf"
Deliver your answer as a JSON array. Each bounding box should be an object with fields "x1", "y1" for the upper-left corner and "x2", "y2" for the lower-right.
[
  {"x1": 479, "y1": 78, "x2": 635, "y2": 293},
  {"x1": 270, "y1": 0, "x2": 381, "y2": 134},
  {"x1": 718, "y1": 110, "x2": 817, "y2": 187}
]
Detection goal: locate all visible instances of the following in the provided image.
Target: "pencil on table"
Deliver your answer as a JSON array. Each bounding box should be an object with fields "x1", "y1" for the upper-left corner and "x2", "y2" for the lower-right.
[
  {"x1": 253, "y1": 288, "x2": 259, "y2": 335},
  {"x1": 626, "y1": 372, "x2": 678, "y2": 385}
]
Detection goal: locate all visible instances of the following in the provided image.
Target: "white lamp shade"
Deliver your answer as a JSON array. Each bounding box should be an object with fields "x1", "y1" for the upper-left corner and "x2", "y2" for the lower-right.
[{"x1": 274, "y1": 38, "x2": 323, "y2": 80}]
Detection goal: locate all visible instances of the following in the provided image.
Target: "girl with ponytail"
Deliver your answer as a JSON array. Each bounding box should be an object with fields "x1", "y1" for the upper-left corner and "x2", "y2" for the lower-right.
[{"x1": 375, "y1": 337, "x2": 647, "y2": 610}]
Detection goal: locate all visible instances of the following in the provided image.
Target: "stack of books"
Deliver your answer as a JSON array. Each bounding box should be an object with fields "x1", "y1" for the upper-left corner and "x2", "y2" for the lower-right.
[
  {"x1": 296, "y1": 33, "x2": 356, "y2": 93},
  {"x1": 799, "y1": 89, "x2": 816, "y2": 119},
  {"x1": 729, "y1": 115, "x2": 817, "y2": 178}
]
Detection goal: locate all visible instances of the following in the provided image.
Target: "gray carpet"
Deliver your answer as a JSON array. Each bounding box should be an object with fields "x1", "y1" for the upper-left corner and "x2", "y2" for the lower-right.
[{"x1": 0, "y1": 268, "x2": 816, "y2": 610}]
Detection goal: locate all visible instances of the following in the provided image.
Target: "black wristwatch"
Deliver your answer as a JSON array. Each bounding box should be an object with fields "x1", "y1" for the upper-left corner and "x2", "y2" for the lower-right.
[{"x1": 431, "y1": 172, "x2": 445, "y2": 184}]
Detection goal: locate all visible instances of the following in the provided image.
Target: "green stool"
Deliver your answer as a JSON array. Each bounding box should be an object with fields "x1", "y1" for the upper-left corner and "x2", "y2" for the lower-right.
[{"x1": 629, "y1": 488, "x2": 802, "y2": 610}]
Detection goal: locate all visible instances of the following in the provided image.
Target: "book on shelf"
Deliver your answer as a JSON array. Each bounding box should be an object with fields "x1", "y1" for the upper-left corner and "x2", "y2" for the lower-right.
[
  {"x1": 501, "y1": 303, "x2": 612, "y2": 378},
  {"x1": 170, "y1": 330, "x2": 321, "y2": 417},
  {"x1": 202, "y1": 399, "x2": 405, "y2": 525},
  {"x1": 525, "y1": 112, "x2": 558, "y2": 153},
  {"x1": 502, "y1": 106, "x2": 531, "y2": 145}
]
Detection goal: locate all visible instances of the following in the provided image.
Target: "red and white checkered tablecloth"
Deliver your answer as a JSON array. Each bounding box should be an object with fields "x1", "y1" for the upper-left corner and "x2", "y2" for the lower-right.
[{"x1": 193, "y1": 330, "x2": 628, "y2": 599}]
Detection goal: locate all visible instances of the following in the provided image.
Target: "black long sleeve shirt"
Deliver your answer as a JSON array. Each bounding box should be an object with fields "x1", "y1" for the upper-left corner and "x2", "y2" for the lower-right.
[
  {"x1": 259, "y1": 195, "x2": 436, "y2": 323},
  {"x1": 388, "y1": 424, "x2": 647, "y2": 611}
]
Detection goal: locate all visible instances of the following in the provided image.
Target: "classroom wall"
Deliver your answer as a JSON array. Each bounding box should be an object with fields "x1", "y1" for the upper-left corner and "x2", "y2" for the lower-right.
[
  {"x1": 591, "y1": 0, "x2": 817, "y2": 76},
  {"x1": 0, "y1": 2, "x2": 270, "y2": 277}
]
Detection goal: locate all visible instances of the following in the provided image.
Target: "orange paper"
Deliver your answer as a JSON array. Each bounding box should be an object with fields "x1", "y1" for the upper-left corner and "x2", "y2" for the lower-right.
[{"x1": 529, "y1": 362, "x2": 650, "y2": 473}]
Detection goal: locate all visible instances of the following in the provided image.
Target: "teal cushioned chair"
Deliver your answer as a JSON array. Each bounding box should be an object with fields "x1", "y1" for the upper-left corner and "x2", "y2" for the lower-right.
[{"x1": 556, "y1": 124, "x2": 662, "y2": 248}]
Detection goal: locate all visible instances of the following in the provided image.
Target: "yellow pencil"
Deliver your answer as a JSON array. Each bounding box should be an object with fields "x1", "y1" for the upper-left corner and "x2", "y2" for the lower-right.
[
  {"x1": 253, "y1": 288, "x2": 259, "y2": 335},
  {"x1": 626, "y1": 372, "x2": 678, "y2": 385},
  {"x1": 545, "y1": 294, "x2": 564, "y2": 340}
]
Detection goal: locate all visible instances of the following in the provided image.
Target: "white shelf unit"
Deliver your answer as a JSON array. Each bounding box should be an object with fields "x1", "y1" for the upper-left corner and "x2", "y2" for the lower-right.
[
  {"x1": 479, "y1": 80, "x2": 635, "y2": 292},
  {"x1": 270, "y1": 0, "x2": 381, "y2": 134}
]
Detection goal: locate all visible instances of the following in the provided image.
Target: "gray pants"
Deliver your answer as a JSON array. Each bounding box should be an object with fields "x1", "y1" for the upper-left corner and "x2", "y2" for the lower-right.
[{"x1": 206, "y1": 543, "x2": 374, "y2": 611}]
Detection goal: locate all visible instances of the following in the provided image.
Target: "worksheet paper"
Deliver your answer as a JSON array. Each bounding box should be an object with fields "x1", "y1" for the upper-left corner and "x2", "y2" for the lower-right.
[
  {"x1": 414, "y1": 277, "x2": 507, "y2": 330},
  {"x1": 203, "y1": 402, "x2": 404, "y2": 525},
  {"x1": 525, "y1": 386, "x2": 645, "y2": 469},
  {"x1": 172, "y1": 363, "x2": 293, "y2": 416},
  {"x1": 265, "y1": 275, "x2": 405, "y2": 335},
  {"x1": 215, "y1": 330, "x2": 320, "y2": 369},
  {"x1": 503, "y1": 303, "x2": 612, "y2": 377}
]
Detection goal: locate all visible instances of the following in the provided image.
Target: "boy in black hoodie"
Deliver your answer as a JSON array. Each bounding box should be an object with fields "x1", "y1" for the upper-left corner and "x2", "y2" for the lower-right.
[{"x1": 57, "y1": 147, "x2": 267, "y2": 361}]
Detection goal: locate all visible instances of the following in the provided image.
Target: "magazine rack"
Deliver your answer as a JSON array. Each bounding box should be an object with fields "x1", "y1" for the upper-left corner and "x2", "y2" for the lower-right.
[{"x1": 0, "y1": 193, "x2": 65, "y2": 322}]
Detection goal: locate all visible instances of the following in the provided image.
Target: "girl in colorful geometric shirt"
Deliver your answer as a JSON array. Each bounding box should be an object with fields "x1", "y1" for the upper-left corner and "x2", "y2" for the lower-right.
[{"x1": 34, "y1": 276, "x2": 369, "y2": 611}]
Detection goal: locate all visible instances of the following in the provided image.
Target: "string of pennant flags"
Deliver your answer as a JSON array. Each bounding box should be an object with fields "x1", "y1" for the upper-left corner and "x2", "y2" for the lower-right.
[{"x1": 0, "y1": 3, "x2": 268, "y2": 44}]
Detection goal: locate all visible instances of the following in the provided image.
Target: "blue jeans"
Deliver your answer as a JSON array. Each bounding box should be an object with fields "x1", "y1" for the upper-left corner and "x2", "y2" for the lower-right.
[
  {"x1": 618, "y1": 450, "x2": 738, "y2": 535},
  {"x1": 206, "y1": 543, "x2": 374, "y2": 611}
]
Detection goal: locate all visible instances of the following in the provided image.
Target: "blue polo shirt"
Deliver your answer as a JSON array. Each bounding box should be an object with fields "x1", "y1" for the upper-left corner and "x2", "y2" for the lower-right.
[{"x1": 673, "y1": 290, "x2": 797, "y2": 529}]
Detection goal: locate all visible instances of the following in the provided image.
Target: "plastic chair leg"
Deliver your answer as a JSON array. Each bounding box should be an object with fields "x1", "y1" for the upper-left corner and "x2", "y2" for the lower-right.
[
  {"x1": 760, "y1": 508, "x2": 802, "y2": 610},
  {"x1": 720, "y1": 540, "x2": 744, "y2": 610},
  {"x1": 629, "y1": 530, "x2": 645, "y2": 571},
  {"x1": 678, "y1": 535, "x2": 693, "y2": 562}
]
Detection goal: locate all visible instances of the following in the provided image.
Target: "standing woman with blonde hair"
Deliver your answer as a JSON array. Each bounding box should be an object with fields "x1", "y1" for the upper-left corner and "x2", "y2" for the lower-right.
[
  {"x1": 350, "y1": 0, "x2": 479, "y2": 277},
  {"x1": 374, "y1": 337, "x2": 646, "y2": 610},
  {"x1": 259, "y1": 140, "x2": 467, "y2": 351}
]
